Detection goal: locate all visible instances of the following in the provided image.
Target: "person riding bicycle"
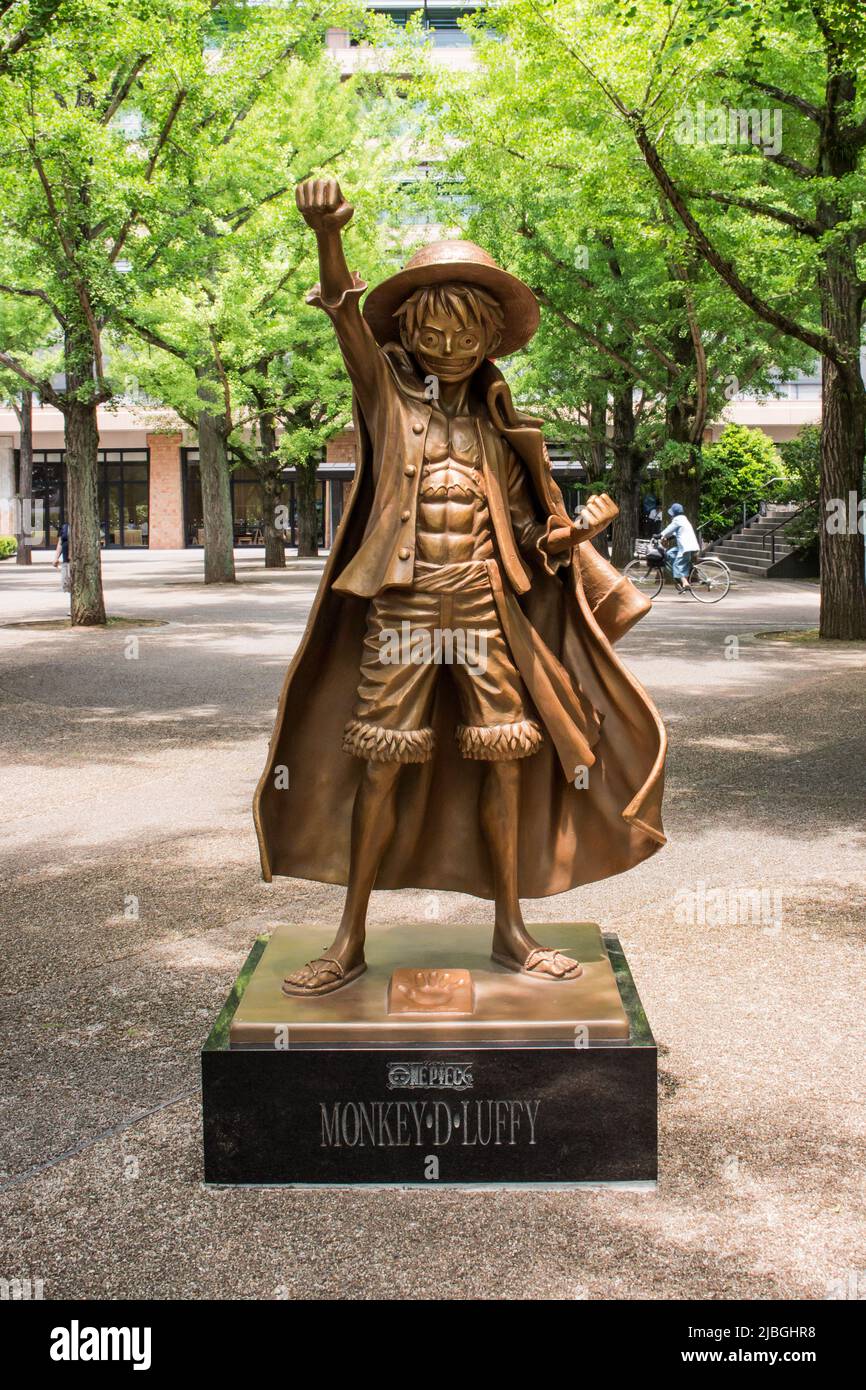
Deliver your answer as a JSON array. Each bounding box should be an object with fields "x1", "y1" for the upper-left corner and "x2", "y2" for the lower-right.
[{"x1": 659, "y1": 503, "x2": 699, "y2": 591}]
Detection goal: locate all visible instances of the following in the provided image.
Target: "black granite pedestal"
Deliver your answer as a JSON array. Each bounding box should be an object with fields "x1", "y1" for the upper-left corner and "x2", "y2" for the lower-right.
[{"x1": 201, "y1": 924, "x2": 657, "y2": 1187}]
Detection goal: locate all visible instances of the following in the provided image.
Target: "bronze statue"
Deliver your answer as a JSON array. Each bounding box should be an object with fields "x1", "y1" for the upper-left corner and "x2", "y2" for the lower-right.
[{"x1": 253, "y1": 177, "x2": 666, "y2": 997}]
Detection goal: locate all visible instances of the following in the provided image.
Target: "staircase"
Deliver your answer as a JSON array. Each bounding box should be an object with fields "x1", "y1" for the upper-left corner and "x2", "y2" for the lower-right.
[{"x1": 703, "y1": 505, "x2": 817, "y2": 578}]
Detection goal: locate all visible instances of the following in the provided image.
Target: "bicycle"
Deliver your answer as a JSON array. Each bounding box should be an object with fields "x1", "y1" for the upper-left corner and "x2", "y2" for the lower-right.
[{"x1": 623, "y1": 537, "x2": 731, "y2": 604}]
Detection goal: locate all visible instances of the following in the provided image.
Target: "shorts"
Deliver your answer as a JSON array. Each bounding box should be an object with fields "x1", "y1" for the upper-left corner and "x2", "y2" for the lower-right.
[{"x1": 343, "y1": 561, "x2": 542, "y2": 764}]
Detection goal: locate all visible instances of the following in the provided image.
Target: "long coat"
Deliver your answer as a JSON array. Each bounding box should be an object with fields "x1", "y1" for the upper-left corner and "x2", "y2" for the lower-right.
[{"x1": 253, "y1": 349, "x2": 666, "y2": 900}]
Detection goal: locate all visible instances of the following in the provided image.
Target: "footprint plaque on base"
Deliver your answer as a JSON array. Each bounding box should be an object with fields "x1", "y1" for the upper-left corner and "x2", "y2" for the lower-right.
[{"x1": 387, "y1": 967, "x2": 474, "y2": 1017}]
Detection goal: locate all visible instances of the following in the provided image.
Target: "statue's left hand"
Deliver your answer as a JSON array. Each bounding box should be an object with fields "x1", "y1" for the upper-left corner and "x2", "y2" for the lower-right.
[{"x1": 547, "y1": 493, "x2": 619, "y2": 552}]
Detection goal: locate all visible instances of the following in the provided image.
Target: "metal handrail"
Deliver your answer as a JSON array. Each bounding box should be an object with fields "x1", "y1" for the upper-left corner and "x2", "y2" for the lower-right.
[
  {"x1": 700, "y1": 475, "x2": 792, "y2": 544},
  {"x1": 762, "y1": 498, "x2": 818, "y2": 567},
  {"x1": 698, "y1": 504, "x2": 760, "y2": 548}
]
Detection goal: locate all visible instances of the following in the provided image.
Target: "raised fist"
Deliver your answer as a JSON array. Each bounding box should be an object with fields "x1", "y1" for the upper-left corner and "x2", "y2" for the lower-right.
[
  {"x1": 546, "y1": 493, "x2": 619, "y2": 553},
  {"x1": 295, "y1": 176, "x2": 354, "y2": 234},
  {"x1": 574, "y1": 492, "x2": 619, "y2": 540}
]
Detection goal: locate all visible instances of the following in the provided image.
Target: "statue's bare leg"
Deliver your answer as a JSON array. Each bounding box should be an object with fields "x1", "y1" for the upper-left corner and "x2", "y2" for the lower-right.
[
  {"x1": 283, "y1": 761, "x2": 402, "y2": 995},
  {"x1": 483, "y1": 760, "x2": 581, "y2": 981}
]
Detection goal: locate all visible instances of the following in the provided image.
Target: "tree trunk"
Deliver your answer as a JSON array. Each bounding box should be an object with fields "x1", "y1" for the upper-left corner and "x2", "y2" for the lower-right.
[
  {"x1": 664, "y1": 447, "x2": 701, "y2": 521},
  {"x1": 15, "y1": 389, "x2": 32, "y2": 565},
  {"x1": 196, "y1": 399, "x2": 235, "y2": 584},
  {"x1": 816, "y1": 177, "x2": 866, "y2": 638},
  {"x1": 296, "y1": 459, "x2": 319, "y2": 558},
  {"x1": 597, "y1": 246, "x2": 644, "y2": 565},
  {"x1": 64, "y1": 395, "x2": 106, "y2": 625},
  {"x1": 818, "y1": 359, "x2": 866, "y2": 638},
  {"x1": 586, "y1": 399, "x2": 608, "y2": 484},
  {"x1": 259, "y1": 413, "x2": 285, "y2": 569},
  {"x1": 609, "y1": 381, "x2": 644, "y2": 567},
  {"x1": 611, "y1": 451, "x2": 643, "y2": 566},
  {"x1": 664, "y1": 400, "x2": 702, "y2": 523},
  {"x1": 664, "y1": 290, "x2": 703, "y2": 523},
  {"x1": 263, "y1": 486, "x2": 286, "y2": 568}
]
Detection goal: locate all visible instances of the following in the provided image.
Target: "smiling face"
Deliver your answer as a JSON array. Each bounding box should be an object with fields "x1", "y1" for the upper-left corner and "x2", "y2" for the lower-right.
[
  {"x1": 395, "y1": 282, "x2": 504, "y2": 387},
  {"x1": 411, "y1": 309, "x2": 489, "y2": 383}
]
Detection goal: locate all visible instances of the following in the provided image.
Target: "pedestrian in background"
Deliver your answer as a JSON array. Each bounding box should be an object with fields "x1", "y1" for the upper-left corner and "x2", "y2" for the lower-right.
[{"x1": 53, "y1": 521, "x2": 71, "y2": 592}]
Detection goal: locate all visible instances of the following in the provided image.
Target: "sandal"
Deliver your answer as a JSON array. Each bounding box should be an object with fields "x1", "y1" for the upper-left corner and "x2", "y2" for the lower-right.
[
  {"x1": 491, "y1": 946, "x2": 582, "y2": 981},
  {"x1": 282, "y1": 956, "x2": 367, "y2": 998}
]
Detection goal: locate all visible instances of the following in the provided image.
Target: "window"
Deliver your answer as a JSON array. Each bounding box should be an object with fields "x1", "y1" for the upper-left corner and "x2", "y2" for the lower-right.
[
  {"x1": 356, "y1": 6, "x2": 479, "y2": 46},
  {"x1": 17, "y1": 449, "x2": 149, "y2": 548},
  {"x1": 181, "y1": 451, "x2": 325, "y2": 548}
]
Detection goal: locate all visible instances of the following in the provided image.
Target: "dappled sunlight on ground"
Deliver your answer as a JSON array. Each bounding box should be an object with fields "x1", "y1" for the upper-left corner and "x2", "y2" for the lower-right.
[{"x1": 1, "y1": 553, "x2": 864, "y2": 1298}]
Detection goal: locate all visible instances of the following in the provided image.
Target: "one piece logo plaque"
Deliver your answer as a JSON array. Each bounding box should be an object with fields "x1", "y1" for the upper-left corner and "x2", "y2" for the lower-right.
[{"x1": 386, "y1": 1061, "x2": 474, "y2": 1091}]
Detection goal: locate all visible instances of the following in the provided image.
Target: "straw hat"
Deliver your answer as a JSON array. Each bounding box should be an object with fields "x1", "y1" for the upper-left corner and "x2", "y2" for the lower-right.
[{"x1": 363, "y1": 239, "x2": 540, "y2": 357}]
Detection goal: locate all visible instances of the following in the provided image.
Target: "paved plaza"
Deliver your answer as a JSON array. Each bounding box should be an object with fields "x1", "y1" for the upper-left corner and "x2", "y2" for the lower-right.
[{"x1": 1, "y1": 551, "x2": 864, "y2": 1299}]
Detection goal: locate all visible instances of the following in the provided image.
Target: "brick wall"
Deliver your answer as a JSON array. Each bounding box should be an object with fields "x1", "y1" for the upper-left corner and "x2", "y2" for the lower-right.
[
  {"x1": 326, "y1": 428, "x2": 356, "y2": 465},
  {"x1": 147, "y1": 432, "x2": 184, "y2": 549}
]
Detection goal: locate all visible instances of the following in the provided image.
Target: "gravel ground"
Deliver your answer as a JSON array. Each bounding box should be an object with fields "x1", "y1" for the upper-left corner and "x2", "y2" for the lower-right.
[{"x1": 0, "y1": 551, "x2": 864, "y2": 1301}]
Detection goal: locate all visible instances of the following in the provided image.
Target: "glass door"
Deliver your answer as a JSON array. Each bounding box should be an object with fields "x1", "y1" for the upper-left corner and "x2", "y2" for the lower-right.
[
  {"x1": 103, "y1": 463, "x2": 122, "y2": 546},
  {"x1": 122, "y1": 464, "x2": 148, "y2": 546},
  {"x1": 98, "y1": 451, "x2": 150, "y2": 547}
]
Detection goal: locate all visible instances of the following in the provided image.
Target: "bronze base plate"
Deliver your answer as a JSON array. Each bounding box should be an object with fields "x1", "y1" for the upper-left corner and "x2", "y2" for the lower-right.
[
  {"x1": 228, "y1": 922, "x2": 629, "y2": 1047},
  {"x1": 388, "y1": 967, "x2": 474, "y2": 1016}
]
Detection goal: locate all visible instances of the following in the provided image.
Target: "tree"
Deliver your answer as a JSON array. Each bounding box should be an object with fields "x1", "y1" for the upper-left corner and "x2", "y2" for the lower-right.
[
  {"x1": 0, "y1": 0, "x2": 364, "y2": 615},
  {"x1": 0, "y1": 296, "x2": 51, "y2": 564},
  {"x1": 780, "y1": 422, "x2": 822, "y2": 503},
  {"x1": 12, "y1": 388, "x2": 33, "y2": 564},
  {"x1": 700, "y1": 422, "x2": 783, "y2": 536},
  {"x1": 0, "y1": 0, "x2": 65, "y2": 75},
  {"x1": 494, "y1": 0, "x2": 866, "y2": 636},
  {"x1": 231, "y1": 323, "x2": 354, "y2": 562},
  {"x1": 405, "y1": 6, "x2": 807, "y2": 564},
  {"x1": 121, "y1": 46, "x2": 396, "y2": 572},
  {"x1": 778, "y1": 421, "x2": 823, "y2": 548},
  {"x1": 0, "y1": 0, "x2": 209, "y2": 621}
]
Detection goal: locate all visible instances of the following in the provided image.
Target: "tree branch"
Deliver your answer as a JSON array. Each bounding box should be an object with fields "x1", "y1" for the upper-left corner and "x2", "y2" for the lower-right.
[
  {"x1": 534, "y1": 288, "x2": 645, "y2": 379},
  {"x1": 692, "y1": 190, "x2": 820, "y2": 237},
  {"x1": 0, "y1": 350, "x2": 60, "y2": 406},
  {"x1": 213, "y1": 44, "x2": 302, "y2": 145},
  {"x1": 0, "y1": 0, "x2": 64, "y2": 72},
  {"x1": 118, "y1": 315, "x2": 189, "y2": 363},
  {"x1": 712, "y1": 72, "x2": 821, "y2": 124},
  {"x1": 30, "y1": 144, "x2": 77, "y2": 263},
  {"x1": 29, "y1": 143, "x2": 109, "y2": 391},
  {"x1": 519, "y1": 221, "x2": 680, "y2": 375},
  {"x1": 108, "y1": 87, "x2": 187, "y2": 263},
  {"x1": 101, "y1": 54, "x2": 151, "y2": 124},
  {"x1": 224, "y1": 147, "x2": 346, "y2": 231},
  {"x1": 225, "y1": 182, "x2": 292, "y2": 231},
  {"x1": 630, "y1": 118, "x2": 838, "y2": 365},
  {"x1": 0, "y1": 280, "x2": 67, "y2": 327},
  {"x1": 758, "y1": 149, "x2": 816, "y2": 179},
  {"x1": 252, "y1": 266, "x2": 297, "y2": 316}
]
